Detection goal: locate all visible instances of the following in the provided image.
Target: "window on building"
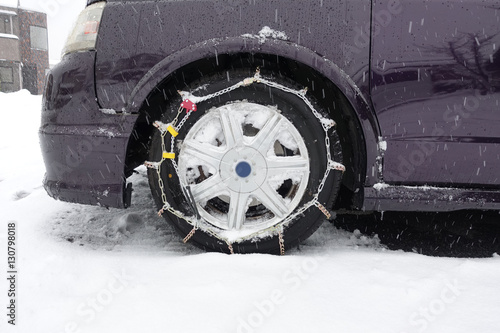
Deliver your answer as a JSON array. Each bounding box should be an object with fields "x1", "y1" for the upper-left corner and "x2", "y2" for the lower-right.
[
  {"x1": 0, "y1": 15, "x2": 12, "y2": 34},
  {"x1": 0, "y1": 67, "x2": 14, "y2": 83},
  {"x1": 30, "y1": 26, "x2": 48, "y2": 51}
]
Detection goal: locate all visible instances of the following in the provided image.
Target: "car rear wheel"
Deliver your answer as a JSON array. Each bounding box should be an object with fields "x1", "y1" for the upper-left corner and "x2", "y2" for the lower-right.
[{"x1": 147, "y1": 68, "x2": 343, "y2": 254}]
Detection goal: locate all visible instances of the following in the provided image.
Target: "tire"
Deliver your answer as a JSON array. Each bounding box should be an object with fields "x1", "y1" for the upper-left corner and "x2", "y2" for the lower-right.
[{"x1": 148, "y1": 68, "x2": 343, "y2": 254}]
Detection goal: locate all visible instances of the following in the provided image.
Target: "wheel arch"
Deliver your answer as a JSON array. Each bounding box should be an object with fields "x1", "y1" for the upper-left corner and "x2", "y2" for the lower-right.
[{"x1": 124, "y1": 37, "x2": 380, "y2": 210}]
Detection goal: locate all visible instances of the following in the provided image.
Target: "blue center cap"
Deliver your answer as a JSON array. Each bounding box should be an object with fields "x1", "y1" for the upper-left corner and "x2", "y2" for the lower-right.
[{"x1": 235, "y1": 161, "x2": 252, "y2": 178}]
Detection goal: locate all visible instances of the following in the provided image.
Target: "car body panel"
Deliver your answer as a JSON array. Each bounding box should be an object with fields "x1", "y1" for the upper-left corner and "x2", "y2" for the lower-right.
[
  {"x1": 93, "y1": 0, "x2": 381, "y2": 189},
  {"x1": 40, "y1": 51, "x2": 137, "y2": 208},
  {"x1": 95, "y1": 0, "x2": 372, "y2": 113},
  {"x1": 39, "y1": 0, "x2": 500, "y2": 211},
  {"x1": 371, "y1": 0, "x2": 500, "y2": 186}
]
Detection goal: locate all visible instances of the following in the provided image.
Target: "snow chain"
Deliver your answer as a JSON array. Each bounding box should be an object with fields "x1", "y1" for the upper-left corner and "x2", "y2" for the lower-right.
[
  {"x1": 183, "y1": 227, "x2": 197, "y2": 244},
  {"x1": 227, "y1": 242, "x2": 235, "y2": 255},
  {"x1": 278, "y1": 228, "x2": 285, "y2": 256},
  {"x1": 145, "y1": 68, "x2": 345, "y2": 254}
]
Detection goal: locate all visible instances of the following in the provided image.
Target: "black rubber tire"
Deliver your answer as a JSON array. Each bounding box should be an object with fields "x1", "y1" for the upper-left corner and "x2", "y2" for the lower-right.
[{"x1": 148, "y1": 68, "x2": 343, "y2": 254}]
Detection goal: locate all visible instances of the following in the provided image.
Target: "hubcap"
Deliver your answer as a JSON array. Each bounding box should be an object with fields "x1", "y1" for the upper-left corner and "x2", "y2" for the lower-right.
[
  {"x1": 178, "y1": 102, "x2": 310, "y2": 234},
  {"x1": 219, "y1": 147, "x2": 267, "y2": 193}
]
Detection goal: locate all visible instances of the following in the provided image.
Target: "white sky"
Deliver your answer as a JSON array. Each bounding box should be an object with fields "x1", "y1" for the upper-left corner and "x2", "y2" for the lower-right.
[{"x1": 0, "y1": 0, "x2": 85, "y2": 63}]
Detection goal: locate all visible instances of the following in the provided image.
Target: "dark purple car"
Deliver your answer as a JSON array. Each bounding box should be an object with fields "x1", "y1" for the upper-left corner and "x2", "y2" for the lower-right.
[{"x1": 40, "y1": 0, "x2": 500, "y2": 253}]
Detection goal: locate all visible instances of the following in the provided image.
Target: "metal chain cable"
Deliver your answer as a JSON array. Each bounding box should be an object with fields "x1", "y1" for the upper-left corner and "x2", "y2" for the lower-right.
[
  {"x1": 278, "y1": 228, "x2": 285, "y2": 256},
  {"x1": 146, "y1": 69, "x2": 345, "y2": 253}
]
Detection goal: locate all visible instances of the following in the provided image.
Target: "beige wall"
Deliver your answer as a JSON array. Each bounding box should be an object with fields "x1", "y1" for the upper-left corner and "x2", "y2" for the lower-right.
[
  {"x1": 0, "y1": 61, "x2": 21, "y2": 92},
  {"x1": 0, "y1": 38, "x2": 20, "y2": 61}
]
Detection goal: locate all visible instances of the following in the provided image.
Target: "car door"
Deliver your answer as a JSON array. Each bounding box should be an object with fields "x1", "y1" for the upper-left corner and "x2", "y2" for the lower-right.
[{"x1": 371, "y1": 0, "x2": 500, "y2": 186}]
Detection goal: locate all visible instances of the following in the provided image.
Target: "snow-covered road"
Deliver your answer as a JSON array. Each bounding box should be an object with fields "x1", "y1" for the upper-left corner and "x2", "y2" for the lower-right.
[{"x1": 1, "y1": 91, "x2": 499, "y2": 333}]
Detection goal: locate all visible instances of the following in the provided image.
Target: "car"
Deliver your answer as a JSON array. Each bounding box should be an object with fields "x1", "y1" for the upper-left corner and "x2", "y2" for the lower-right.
[{"x1": 40, "y1": 0, "x2": 500, "y2": 254}]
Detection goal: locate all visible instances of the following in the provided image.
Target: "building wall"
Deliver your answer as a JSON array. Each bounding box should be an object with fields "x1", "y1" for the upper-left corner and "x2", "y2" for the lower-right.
[
  {"x1": 0, "y1": 6, "x2": 49, "y2": 94},
  {"x1": 0, "y1": 38, "x2": 20, "y2": 60},
  {"x1": 0, "y1": 7, "x2": 21, "y2": 37},
  {"x1": 18, "y1": 9, "x2": 49, "y2": 94},
  {"x1": 0, "y1": 60, "x2": 21, "y2": 93},
  {"x1": 0, "y1": 6, "x2": 21, "y2": 92}
]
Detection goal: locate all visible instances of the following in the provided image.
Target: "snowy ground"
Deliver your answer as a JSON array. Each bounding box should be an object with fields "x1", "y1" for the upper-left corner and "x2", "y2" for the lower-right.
[{"x1": 1, "y1": 90, "x2": 500, "y2": 333}]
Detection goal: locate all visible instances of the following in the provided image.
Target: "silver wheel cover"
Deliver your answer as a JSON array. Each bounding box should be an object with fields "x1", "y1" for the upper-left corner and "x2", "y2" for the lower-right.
[{"x1": 178, "y1": 101, "x2": 310, "y2": 234}]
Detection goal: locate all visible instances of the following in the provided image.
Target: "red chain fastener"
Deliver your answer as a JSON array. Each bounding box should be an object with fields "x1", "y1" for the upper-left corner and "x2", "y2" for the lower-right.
[{"x1": 180, "y1": 99, "x2": 197, "y2": 112}]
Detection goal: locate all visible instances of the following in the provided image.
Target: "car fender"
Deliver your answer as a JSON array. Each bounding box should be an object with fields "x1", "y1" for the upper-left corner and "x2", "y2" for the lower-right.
[{"x1": 126, "y1": 36, "x2": 381, "y2": 186}]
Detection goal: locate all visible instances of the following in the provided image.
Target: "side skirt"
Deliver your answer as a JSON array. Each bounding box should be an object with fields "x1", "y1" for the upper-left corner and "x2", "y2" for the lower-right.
[{"x1": 363, "y1": 184, "x2": 500, "y2": 212}]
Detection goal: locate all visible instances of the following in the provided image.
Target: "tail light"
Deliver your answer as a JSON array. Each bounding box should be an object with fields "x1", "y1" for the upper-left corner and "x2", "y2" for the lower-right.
[{"x1": 62, "y1": 2, "x2": 106, "y2": 56}]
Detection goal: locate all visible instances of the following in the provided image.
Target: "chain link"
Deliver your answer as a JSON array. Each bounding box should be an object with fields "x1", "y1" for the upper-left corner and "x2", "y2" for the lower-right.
[
  {"x1": 175, "y1": 110, "x2": 193, "y2": 131},
  {"x1": 148, "y1": 69, "x2": 345, "y2": 251},
  {"x1": 171, "y1": 105, "x2": 184, "y2": 127},
  {"x1": 314, "y1": 202, "x2": 332, "y2": 219},
  {"x1": 278, "y1": 229, "x2": 285, "y2": 255},
  {"x1": 157, "y1": 132, "x2": 169, "y2": 209},
  {"x1": 183, "y1": 227, "x2": 197, "y2": 243},
  {"x1": 227, "y1": 242, "x2": 235, "y2": 255}
]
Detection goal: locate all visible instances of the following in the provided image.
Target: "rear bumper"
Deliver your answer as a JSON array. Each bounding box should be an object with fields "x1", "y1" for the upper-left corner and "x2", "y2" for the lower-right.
[{"x1": 39, "y1": 51, "x2": 137, "y2": 208}]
